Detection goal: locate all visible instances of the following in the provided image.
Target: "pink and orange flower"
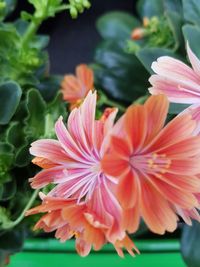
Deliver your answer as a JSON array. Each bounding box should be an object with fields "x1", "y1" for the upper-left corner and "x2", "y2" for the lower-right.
[
  {"x1": 61, "y1": 64, "x2": 94, "y2": 109},
  {"x1": 149, "y1": 43, "x2": 200, "y2": 104},
  {"x1": 102, "y1": 94, "x2": 200, "y2": 234},
  {"x1": 27, "y1": 87, "x2": 200, "y2": 256},
  {"x1": 26, "y1": 91, "x2": 138, "y2": 256}
]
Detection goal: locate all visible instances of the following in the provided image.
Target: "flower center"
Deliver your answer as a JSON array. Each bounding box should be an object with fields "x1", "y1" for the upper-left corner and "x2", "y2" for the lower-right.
[
  {"x1": 130, "y1": 153, "x2": 171, "y2": 174},
  {"x1": 90, "y1": 162, "x2": 101, "y2": 174}
]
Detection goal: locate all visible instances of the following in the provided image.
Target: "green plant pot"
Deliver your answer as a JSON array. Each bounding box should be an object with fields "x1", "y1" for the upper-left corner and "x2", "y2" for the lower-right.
[{"x1": 7, "y1": 239, "x2": 186, "y2": 267}]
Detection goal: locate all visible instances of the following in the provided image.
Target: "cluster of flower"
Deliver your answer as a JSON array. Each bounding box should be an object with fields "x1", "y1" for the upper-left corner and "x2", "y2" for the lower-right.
[{"x1": 26, "y1": 45, "x2": 200, "y2": 257}]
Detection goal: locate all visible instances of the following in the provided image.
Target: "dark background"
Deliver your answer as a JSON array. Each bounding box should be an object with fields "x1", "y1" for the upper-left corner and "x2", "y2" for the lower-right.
[{"x1": 12, "y1": 1, "x2": 136, "y2": 74}]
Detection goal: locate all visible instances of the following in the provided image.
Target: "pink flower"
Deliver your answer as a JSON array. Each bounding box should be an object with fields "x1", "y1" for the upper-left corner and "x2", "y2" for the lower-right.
[
  {"x1": 102, "y1": 95, "x2": 200, "y2": 235},
  {"x1": 28, "y1": 91, "x2": 138, "y2": 256},
  {"x1": 149, "y1": 43, "x2": 200, "y2": 104}
]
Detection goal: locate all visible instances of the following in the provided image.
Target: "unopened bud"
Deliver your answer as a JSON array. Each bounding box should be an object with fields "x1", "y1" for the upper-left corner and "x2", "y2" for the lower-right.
[
  {"x1": 143, "y1": 17, "x2": 150, "y2": 27},
  {"x1": 131, "y1": 28, "x2": 146, "y2": 40},
  {"x1": 70, "y1": 6, "x2": 78, "y2": 19},
  {"x1": 75, "y1": 2, "x2": 84, "y2": 13},
  {"x1": 83, "y1": 0, "x2": 91, "y2": 8}
]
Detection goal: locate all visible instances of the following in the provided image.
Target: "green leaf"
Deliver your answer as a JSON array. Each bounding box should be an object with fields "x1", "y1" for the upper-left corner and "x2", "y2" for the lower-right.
[
  {"x1": 47, "y1": 91, "x2": 66, "y2": 122},
  {"x1": 0, "y1": 180, "x2": 16, "y2": 201},
  {"x1": 4, "y1": 0, "x2": 17, "y2": 15},
  {"x1": 182, "y1": 0, "x2": 200, "y2": 27},
  {"x1": 93, "y1": 41, "x2": 149, "y2": 102},
  {"x1": 36, "y1": 75, "x2": 62, "y2": 102},
  {"x1": 163, "y1": 0, "x2": 182, "y2": 14},
  {"x1": 169, "y1": 103, "x2": 190, "y2": 114},
  {"x1": 182, "y1": 24, "x2": 200, "y2": 59},
  {"x1": 31, "y1": 34, "x2": 50, "y2": 50},
  {"x1": 165, "y1": 10, "x2": 183, "y2": 50},
  {"x1": 0, "y1": 0, "x2": 17, "y2": 20},
  {"x1": 96, "y1": 11, "x2": 140, "y2": 40},
  {"x1": 181, "y1": 221, "x2": 200, "y2": 267},
  {"x1": 0, "y1": 142, "x2": 13, "y2": 154},
  {"x1": 136, "y1": 47, "x2": 179, "y2": 74},
  {"x1": 24, "y1": 89, "x2": 46, "y2": 138},
  {"x1": 0, "y1": 82, "x2": 22, "y2": 125},
  {"x1": 14, "y1": 141, "x2": 31, "y2": 167},
  {"x1": 6, "y1": 122, "x2": 25, "y2": 149},
  {"x1": 137, "y1": 0, "x2": 164, "y2": 18}
]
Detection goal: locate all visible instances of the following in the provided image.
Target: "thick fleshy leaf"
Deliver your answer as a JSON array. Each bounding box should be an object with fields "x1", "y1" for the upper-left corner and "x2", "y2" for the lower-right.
[
  {"x1": 182, "y1": 25, "x2": 200, "y2": 59},
  {"x1": 96, "y1": 11, "x2": 140, "y2": 40},
  {"x1": 165, "y1": 11, "x2": 183, "y2": 50},
  {"x1": 136, "y1": 47, "x2": 179, "y2": 74},
  {"x1": 93, "y1": 41, "x2": 149, "y2": 102},
  {"x1": 0, "y1": 180, "x2": 16, "y2": 201},
  {"x1": 0, "y1": 82, "x2": 22, "y2": 125},
  {"x1": 37, "y1": 76, "x2": 62, "y2": 102},
  {"x1": 182, "y1": 0, "x2": 200, "y2": 27},
  {"x1": 24, "y1": 89, "x2": 46, "y2": 138},
  {"x1": 137, "y1": 0, "x2": 164, "y2": 18},
  {"x1": 181, "y1": 221, "x2": 200, "y2": 267},
  {"x1": 6, "y1": 122, "x2": 25, "y2": 148},
  {"x1": 163, "y1": 0, "x2": 182, "y2": 14}
]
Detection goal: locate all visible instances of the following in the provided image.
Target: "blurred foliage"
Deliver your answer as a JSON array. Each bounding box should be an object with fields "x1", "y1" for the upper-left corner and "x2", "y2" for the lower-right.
[{"x1": 0, "y1": 0, "x2": 90, "y2": 264}]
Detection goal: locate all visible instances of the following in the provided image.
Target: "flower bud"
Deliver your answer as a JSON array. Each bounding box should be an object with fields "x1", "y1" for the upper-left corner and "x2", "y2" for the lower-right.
[
  {"x1": 131, "y1": 28, "x2": 146, "y2": 40},
  {"x1": 70, "y1": 6, "x2": 78, "y2": 19},
  {"x1": 83, "y1": 0, "x2": 91, "y2": 8}
]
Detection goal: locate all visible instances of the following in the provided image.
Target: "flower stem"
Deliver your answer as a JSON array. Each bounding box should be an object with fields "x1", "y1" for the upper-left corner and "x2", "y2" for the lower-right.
[
  {"x1": 3, "y1": 189, "x2": 39, "y2": 230},
  {"x1": 21, "y1": 20, "x2": 41, "y2": 47}
]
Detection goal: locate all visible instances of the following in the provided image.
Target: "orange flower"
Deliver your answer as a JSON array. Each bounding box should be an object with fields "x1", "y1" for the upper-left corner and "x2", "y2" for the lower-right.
[
  {"x1": 102, "y1": 95, "x2": 200, "y2": 235},
  {"x1": 61, "y1": 64, "x2": 94, "y2": 109},
  {"x1": 26, "y1": 193, "x2": 138, "y2": 257}
]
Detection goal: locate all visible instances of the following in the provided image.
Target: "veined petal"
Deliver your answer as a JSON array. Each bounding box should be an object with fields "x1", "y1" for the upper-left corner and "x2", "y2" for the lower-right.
[
  {"x1": 76, "y1": 64, "x2": 94, "y2": 95},
  {"x1": 117, "y1": 170, "x2": 139, "y2": 209},
  {"x1": 151, "y1": 57, "x2": 200, "y2": 85},
  {"x1": 122, "y1": 205, "x2": 140, "y2": 234},
  {"x1": 145, "y1": 114, "x2": 196, "y2": 153},
  {"x1": 149, "y1": 176, "x2": 199, "y2": 209},
  {"x1": 149, "y1": 75, "x2": 200, "y2": 104},
  {"x1": 61, "y1": 74, "x2": 82, "y2": 102},
  {"x1": 139, "y1": 176, "x2": 178, "y2": 234},
  {"x1": 75, "y1": 238, "x2": 91, "y2": 257},
  {"x1": 144, "y1": 94, "x2": 169, "y2": 145},
  {"x1": 55, "y1": 116, "x2": 91, "y2": 162},
  {"x1": 29, "y1": 166, "x2": 67, "y2": 189},
  {"x1": 125, "y1": 104, "x2": 147, "y2": 152},
  {"x1": 30, "y1": 139, "x2": 70, "y2": 164},
  {"x1": 156, "y1": 136, "x2": 200, "y2": 157}
]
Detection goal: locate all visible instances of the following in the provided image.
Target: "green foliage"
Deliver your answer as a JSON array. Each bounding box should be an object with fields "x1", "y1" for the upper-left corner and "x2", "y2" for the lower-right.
[
  {"x1": 137, "y1": 0, "x2": 164, "y2": 18},
  {"x1": 182, "y1": 0, "x2": 200, "y2": 27},
  {"x1": 136, "y1": 47, "x2": 178, "y2": 73},
  {"x1": 0, "y1": 82, "x2": 22, "y2": 125},
  {"x1": 93, "y1": 41, "x2": 149, "y2": 102},
  {"x1": 0, "y1": 0, "x2": 17, "y2": 21},
  {"x1": 0, "y1": 0, "x2": 82, "y2": 262},
  {"x1": 182, "y1": 25, "x2": 200, "y2": 59},
  {"x1": 181, "y1": 221, "x2": 200, "y2": 267},
  {"x1": 96, "y1": 11, "x2": 140, "y2": 40}
]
